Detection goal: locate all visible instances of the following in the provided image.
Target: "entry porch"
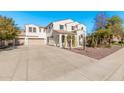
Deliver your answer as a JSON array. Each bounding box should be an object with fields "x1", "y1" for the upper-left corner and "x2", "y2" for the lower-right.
[{"x1": 47, "y1": 31, "x2": 85, "y2": 48}]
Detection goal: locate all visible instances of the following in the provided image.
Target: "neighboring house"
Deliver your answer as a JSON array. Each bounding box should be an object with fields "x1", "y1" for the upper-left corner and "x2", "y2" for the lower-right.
[
  {"x1": 112, "y1": 35, "x2": 121, "y2": 42},
  {"x1": 19, "y1": 19, "x2": 86, "y2": 48},
  {"x1": 24, "y1": 24, "x2": 47, "y2": 45}
]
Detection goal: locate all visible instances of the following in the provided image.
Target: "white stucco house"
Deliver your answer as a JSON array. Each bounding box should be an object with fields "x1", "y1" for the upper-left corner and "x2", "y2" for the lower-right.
[
  {"x1": 45, "y1": 19, "x2": 86, "y2": 48},
  {"x1": 22, "y1": 19, "x2": 86, "y2": 48},
  {"x1": 24, "y1": 24, "x2": 47, "y2": 45}
]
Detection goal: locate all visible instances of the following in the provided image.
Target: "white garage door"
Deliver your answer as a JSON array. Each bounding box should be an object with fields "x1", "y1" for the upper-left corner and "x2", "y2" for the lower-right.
[{"x1": 28, "y1": 38, "x2": 45, "y2": 46}]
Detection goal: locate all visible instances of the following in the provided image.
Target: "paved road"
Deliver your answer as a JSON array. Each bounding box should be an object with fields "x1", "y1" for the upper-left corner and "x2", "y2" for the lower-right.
[{"x1": 0, "y1": 45, "x2": 124, "y2": 81}]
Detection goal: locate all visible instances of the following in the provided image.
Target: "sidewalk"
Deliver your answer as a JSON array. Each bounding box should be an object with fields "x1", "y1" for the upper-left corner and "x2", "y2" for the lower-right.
[{"x1": 69, "y1": 47, "x2": 124, "y2": 81}]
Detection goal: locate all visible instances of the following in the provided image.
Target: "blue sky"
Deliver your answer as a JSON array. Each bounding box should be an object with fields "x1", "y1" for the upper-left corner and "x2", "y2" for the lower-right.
[{"x1": 0, "y1": 11, "x2": 124, "y2": 33}]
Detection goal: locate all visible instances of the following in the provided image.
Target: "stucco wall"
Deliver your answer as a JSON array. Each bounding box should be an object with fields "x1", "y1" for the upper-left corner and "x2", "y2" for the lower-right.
[{"x1": 25, "y1": 24, "x2": 46, "y2": 38}]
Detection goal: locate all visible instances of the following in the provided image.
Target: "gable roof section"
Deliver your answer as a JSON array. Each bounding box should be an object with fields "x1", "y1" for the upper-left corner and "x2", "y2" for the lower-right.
[{"x1": 53, "y1": 19, "x2": 73, "y2": 24}]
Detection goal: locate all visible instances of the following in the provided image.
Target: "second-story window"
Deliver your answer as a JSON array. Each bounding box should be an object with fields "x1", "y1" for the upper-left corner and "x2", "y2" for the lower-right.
[
  {"x1": 29, "y1": 27, "x2": 32, "y2": 32},
  {"x1": 33, "y1": 27, "x2": 36, "y2": 32},
  {"x1": 39, "y1": 29, "x2": 42, "y2": 33},
  {"x1": 60, "y1": 25, "x2": 64, "y2": 30},
  {"x1": 81, "y1": 27, "x2": 83, "y2": 30},
  {"x1": 43, "y1": 29, "x2": 45, "y2": 33},
  {"x1": 72, "y1": 26, "x2": 75, "y2": 30},
  {"x1": 76, "y1": 25, "x2": 78, "y2": 30}
]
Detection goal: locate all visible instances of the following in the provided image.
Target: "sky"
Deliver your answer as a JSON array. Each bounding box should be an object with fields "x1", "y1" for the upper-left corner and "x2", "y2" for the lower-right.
[{"x1": 0, "y1": 11, "x2": 124, "y2": 33}]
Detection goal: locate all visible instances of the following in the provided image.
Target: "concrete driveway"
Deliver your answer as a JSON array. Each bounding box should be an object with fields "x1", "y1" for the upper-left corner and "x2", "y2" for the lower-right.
[{"x1": 0, "y1": 45, "x2": 124, "y2": 81}]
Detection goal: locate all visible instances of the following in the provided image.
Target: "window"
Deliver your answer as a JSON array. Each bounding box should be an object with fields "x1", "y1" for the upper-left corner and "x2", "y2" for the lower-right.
[
  {"x1": 39, "y1": 28, "x2": 43, "y2": 33},
  {"x1": 39, "y1": 29, "x2": 41, "y2": 33},
  {"x1": 33, "y1": 27, "x2": 36, "y2": 32},
  {"x1": 72, "y1": 26, "x2": 75, "y2": 30},
  {"x1": 29, "y1": 27, "x2": 32, "y2": 32},
  {"x1": 51, "y1": 24, "x2": 53, "y2": 28},
  {"x1": 60, "y1": 25, "x2": 64, "y2": 30},
  {"x1": 76, "y1": 25, "x2": 78, "y2": 29},
  {"x1": 43, "y1": 29, "x2": 45, "y2": 33},
  {"x1": 81, "y1": 27, "x2": 83, "y2": 30}
]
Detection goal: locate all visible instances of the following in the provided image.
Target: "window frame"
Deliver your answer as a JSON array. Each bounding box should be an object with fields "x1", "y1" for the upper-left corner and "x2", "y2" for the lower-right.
[
  {"x1": 33, "y1": 27, "x2": 36, "y2": 33},
  {"x1": 81, "y1": 27, "x2": 83, "y2": 30},
  {"x1": 43, "y1": 29, "x2": 45, "y2": 33},
  {"x1": 39, "y1": 28, "x2": 42, "y2": 33},
  {"x1": 71, "y1": 26, "x2": 75, "y2": 30},
  {"x1": 29, "y1": 27, "x2": 32, "y2": 32},
  {"x1": 60, "y1": 25, "x2": 64, "y2": 30}
]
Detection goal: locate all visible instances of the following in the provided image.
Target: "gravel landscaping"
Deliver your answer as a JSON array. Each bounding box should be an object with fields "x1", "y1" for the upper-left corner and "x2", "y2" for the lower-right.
[{"x1": 67, "y1": 45, "x2": 123, "y2": 60}]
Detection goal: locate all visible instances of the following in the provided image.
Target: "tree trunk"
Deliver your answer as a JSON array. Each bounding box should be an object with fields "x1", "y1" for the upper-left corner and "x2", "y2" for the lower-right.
[
  {"x1": 13, "y1": 39, "x2": 16, "y2": 48},
  {"x1": 121, "y1": 38, "x2": 124, "y2": 47},
  {"x1": 1, "y1": 40, "x2": 5, "y2": 48},
  {"x1": 0, "y1": 39, "x2": 2, "y2": 48},
  {"x1": 83, "y1": 36, "x2": 86, "y2": 50},
  {"x1": 108, "y1": 38, "x2": 111, "y2": 46}
]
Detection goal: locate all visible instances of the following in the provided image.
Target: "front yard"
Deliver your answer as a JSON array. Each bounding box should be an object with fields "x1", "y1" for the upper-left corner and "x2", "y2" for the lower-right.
[{"x1": 67, "y1": 45, "x2": 123, "y2": 60}]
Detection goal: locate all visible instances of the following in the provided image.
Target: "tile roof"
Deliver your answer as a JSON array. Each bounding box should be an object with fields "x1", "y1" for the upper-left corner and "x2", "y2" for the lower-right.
[{"x1": 53, "y1": 30, "x2": 76, "y2": 34}]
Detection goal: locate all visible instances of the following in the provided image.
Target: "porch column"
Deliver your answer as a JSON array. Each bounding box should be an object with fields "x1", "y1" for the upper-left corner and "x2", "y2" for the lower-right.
[
  {"x1": 59, "y1": 34, "x2": 62, "y2": 48},
  {"x1": 24, "y1": 37, "x2": 28, "y2": 46},
  {"x1": 65, "y1": 35, "x2": 67, "y2": 48},
  {"x1": 77, "y1": 35, "x2": 79, "y2": 47},
  {"x1": 75, "y1": 35, "x2": 77, "y2": 48},
  {"x1": 44, "y1": 36, "x2": 47, "y2": 45}
]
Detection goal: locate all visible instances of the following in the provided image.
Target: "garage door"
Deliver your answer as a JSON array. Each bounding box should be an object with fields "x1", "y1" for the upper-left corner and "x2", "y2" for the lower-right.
[{"x1": 28, "y1": 38, "x2": 45, "y2": 46}]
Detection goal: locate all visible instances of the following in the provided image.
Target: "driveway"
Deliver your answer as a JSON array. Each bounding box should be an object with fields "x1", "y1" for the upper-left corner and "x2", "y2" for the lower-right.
[{"x1": 0, "y1": 45, "x2": 124, "y2": 81}]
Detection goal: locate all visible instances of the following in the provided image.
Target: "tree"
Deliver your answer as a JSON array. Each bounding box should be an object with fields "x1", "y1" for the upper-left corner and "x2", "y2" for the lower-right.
[
  {"x1": 67, "y1": 33, "x2": 72, "y2": 49},
  {"x1": 88, "y1": 14, "x2": 124, "y2": 48},
  {"x1": 106, "y1": 16, "x2": 123, "y2": 45},
  {"x1": 107, "y1": 16, "x2": 123, "y2": 26},
  {"x1": 0, "y1": 15, "x2": 19, "y2": 48},
  {"x1": 106, "y1": 16, "x2": 123, "y2": 34},
  {"x1": 94, "y1": 12, "x2": 107, "y2": 30},
  {"x1": 87, "y1": 28, "x2": 113, "y2": 48},
  {"x1": 72, "y1": 35, "x2": 75, "y2": 47}
]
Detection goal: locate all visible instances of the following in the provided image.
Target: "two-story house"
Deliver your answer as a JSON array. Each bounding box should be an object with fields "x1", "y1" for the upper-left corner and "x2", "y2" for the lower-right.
[
  {"x1": 24, "y1": 24, "x2": 47, "y2": 46},
  {"x1": 46, "y1": 19, "x2": 86, "y2": 48},
  {"x1": 23, "y1": 19, "x2": 86, "y2": 48}
]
